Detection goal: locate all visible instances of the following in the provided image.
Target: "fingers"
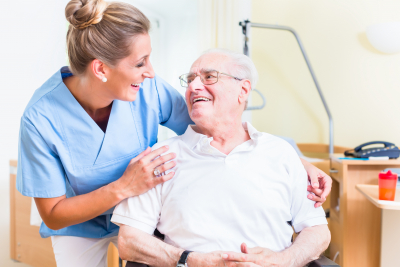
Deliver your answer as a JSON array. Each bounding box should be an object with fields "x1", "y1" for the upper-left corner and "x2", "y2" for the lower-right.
[
  {"x1": 307, "y1": 193, "x2": 324, "y2": 203},
  {"x1": 307, "y1": 186, "x2": 324, "y2": 198},
  {"x1": 222, "y1": 252, "x2": 249, "y2": 262},
  {"x1": 243, "y1": 246, "x2": 263, "y2": 254},
  {"x1": 307, "y1": 185, "x2": 325, "y2": 207},
  {"x1": 141, "y1": 146, "x2": 170, "y2": 164},
  {"x1": 130, "y1": 147, "x2": 151, "y2": 163},
  {"x1": 152, "y1": 171, "x2": 175, "y2": 186},
  {"x1": 241, "y1": 243, "x2": 248, "y2": 254},
  {"x1": 156, "y1": 161, "x2": 176, "y2": 173},
  {"x1": 314, "y1": 202, "x2": 322, "y2": 208},
  {"x1": 309, "y1": 172, "x2": 319, "y2": 189},
  {"x1": 225, "y1": 262, "x2": 262, "y2": 267},
  {"x1": 150, "y1": 153, "x2": 176, "y2": 169},
  {"x1": 320, "y1": 176, "x2": 332, "y2": 200}
]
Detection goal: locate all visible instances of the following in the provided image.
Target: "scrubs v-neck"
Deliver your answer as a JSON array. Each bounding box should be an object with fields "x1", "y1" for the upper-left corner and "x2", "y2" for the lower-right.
[{"x1": 17, "y1": 66, "x2": 192, "y2": 238}]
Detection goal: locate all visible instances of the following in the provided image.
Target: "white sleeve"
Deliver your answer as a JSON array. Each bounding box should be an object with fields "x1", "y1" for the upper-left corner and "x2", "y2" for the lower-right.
[
  {"x1": 283, "y1": 145, "x2": 328, "y2": 233},
  {"x1": 111, "y1": 184, "x2": 163, "y2": 235}
]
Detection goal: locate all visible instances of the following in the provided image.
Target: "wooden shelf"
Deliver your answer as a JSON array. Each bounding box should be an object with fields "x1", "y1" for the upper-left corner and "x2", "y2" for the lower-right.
[{"x1": 356, "y1": 184, "x2": 400, "y2": 210}]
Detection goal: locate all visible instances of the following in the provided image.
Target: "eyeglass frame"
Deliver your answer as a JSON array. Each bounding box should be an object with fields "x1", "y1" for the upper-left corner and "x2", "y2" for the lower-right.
[{"x1": 179, "y1": 70, "x2": 243, "y2": 87}]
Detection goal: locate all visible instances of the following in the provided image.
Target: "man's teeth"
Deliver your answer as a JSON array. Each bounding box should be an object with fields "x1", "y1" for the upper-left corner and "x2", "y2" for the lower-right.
[
  {"x1": 193, "y1": 97, "x2": 210, "y2": 103},
  {"x1": 131, "y1": 83, "x2": 140, "y2": 87}
]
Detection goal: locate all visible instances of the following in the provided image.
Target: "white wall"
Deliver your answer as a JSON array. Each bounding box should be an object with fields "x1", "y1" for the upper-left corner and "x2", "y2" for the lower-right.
[
  {"x1": 1, "y1": 0, "x2": 69, "y2": 265},
  {"x1": 0, "y1": 0, "x2": 199, "y2": 265}
]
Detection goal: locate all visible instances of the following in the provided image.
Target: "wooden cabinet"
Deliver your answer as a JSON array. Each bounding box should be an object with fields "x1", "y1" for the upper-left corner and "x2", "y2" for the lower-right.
[
  {"x1": 329, "y1": 155, "x2": 400, "y2": 267},
  {"x1": 356, "y1": 184, "x2": 400, "y2": 267},
  {"x1": 10, "y1": 160, "x2": 57, "y2": 267}
]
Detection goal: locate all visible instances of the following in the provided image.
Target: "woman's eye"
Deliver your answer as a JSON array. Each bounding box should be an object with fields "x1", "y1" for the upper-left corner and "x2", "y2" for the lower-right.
[{"x1": 136, "y1": 62, "x2": 145, "y2": 68}]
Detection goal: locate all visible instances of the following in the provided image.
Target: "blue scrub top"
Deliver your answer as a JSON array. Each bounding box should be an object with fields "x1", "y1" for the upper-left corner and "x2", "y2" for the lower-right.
[{"x1": 17, "y1": 66, "x2": 193, "y2": 238}]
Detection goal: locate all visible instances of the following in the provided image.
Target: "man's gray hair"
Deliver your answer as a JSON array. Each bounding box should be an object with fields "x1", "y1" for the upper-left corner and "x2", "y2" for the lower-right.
[{"x1": 202, "y1": 48, "x2": 259, "y2": 90}]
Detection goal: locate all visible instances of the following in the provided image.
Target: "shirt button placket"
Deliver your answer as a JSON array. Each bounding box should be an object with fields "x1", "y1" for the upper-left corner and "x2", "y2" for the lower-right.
[{"x1": 225, "y1": 154, "x2": 238, "y2": 165}]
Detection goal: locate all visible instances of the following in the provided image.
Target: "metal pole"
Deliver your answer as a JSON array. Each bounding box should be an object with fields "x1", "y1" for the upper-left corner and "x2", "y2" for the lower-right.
[{"x1": 241, "y1": 21, "x2": 334, "y2": 155}]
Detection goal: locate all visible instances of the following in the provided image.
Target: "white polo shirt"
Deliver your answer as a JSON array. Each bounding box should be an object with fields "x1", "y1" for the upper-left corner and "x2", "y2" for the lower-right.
[{"x1": 111, "y1": 122, "x2": 327, "y2": 252}]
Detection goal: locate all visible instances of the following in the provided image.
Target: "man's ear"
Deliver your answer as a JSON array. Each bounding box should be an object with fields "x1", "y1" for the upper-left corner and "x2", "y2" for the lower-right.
[
  {"x1": 90, "y1": 59, "x2": 108, "y2": 81},
  {"x1": 238, "y1": 79, "x2": 251, "y2": 105}
]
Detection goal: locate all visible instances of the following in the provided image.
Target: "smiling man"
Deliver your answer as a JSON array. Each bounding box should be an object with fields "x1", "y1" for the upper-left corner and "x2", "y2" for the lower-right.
[{"x1": 111, "y1": 49, "x2": 330, "y2": 267}]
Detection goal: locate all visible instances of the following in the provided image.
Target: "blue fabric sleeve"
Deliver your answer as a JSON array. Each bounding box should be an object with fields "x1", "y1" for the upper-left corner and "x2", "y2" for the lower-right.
[
  {"x1": 154, "y1": 75, "x2": 193, "y2": 135},
  {"x1": 17, "y1": 118, "x2": 67, "y2": 198}
]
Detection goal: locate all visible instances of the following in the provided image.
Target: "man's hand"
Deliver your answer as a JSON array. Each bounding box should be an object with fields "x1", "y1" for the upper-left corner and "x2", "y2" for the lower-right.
[
  {"x1": 187, "y1": 251, "x2": 262, "y2": 267},
  {"x1": 223, "y1": 225, "x2": 330, "y2": 267},
  {"x1": 300, "y1": 158, "x2": 332, "y2": 208},
  {"x1": 221, "y1": 243, "x2": 290, "y2": 267}
]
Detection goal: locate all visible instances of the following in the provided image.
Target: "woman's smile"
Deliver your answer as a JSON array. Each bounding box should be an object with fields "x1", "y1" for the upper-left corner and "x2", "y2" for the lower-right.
[{"x1": 131, "y1": 83, "x2": 141, "y2": 91}]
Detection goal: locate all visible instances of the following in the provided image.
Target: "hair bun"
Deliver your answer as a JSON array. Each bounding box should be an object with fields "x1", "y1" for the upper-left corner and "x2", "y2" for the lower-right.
[{"x1": 65, "y1": 0, "x2": 108, "y2": 30}]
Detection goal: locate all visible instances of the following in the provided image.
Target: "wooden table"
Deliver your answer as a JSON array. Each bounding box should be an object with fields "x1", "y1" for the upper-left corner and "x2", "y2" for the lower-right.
[{"x1": 356, "y1": 184, "x2": 400, "y2": 267}]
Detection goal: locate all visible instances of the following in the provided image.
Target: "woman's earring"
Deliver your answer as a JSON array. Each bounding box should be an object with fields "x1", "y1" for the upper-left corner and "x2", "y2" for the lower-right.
[{"x1": 102, "y1": 77, "x2": 107, "y2": 83}]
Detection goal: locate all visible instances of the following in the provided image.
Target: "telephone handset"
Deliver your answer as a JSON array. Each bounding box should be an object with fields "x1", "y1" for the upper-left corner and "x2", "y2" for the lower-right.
[{"x1": 344, "y1": 141, "x2": 400, "y2": 159}]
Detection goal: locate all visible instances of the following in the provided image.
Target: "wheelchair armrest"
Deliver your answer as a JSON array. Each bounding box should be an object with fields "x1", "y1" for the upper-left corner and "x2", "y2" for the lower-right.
[{"x1": 308, "y1": 255, "x2": 340, "y2": 267}]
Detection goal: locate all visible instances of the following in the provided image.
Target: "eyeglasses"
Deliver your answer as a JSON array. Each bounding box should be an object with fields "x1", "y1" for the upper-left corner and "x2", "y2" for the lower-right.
[{"x1": 179, "y1": 70, "x2": 243, "y2": 87}]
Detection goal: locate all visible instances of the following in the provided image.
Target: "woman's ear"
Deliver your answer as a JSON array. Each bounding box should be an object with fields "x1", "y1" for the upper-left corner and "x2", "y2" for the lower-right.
[
  {"x1": 238, "y1": 79, "x2": 251, "y2": 105},
  {"x1": 90, "y1": 59, "x2": 107, "y2": 81}
]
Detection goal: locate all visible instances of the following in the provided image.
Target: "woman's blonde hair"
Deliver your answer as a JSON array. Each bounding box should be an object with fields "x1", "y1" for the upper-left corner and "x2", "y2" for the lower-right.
[{"x1": 65, "y1": 0, "x2": 150, "y2": 75}]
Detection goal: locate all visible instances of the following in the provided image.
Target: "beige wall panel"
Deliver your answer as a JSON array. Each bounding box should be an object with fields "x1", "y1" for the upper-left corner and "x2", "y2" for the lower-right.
[{"x1": 251, "y1": 0, "x2": 400, "y2": 147}]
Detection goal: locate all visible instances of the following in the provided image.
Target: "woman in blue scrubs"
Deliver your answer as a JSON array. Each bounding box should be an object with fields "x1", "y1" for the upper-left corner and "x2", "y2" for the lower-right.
[{"x1": 17, "y1": 0, "x2": 331, "y2": 266}]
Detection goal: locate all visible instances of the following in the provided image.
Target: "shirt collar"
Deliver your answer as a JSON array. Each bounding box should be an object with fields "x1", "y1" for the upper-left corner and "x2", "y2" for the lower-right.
[
  {"x1": 180, "y1": 121, "x2": 262, "y2": 150},
  {"x1": 181, "y1": 125, "x2": 211, "y2": 150},
  {"x1": 242, "y1": 121, "x2": 263, "y2": 140}
]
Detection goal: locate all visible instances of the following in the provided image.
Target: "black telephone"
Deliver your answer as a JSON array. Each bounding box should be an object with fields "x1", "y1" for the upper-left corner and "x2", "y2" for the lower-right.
[{"x1": 344, "y1": 141, "x2": 400, "y2": 159}]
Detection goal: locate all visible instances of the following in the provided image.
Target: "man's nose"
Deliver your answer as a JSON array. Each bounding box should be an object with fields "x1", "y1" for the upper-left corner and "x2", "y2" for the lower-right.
[{"x1": 188, "y1": 76, "x2": 204, "y2": 92}]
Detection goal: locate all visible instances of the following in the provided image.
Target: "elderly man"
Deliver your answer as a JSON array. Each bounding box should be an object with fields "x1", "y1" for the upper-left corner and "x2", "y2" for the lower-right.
[{"x1": 111, "y1": 49, "x2": 330, "y2": 267}]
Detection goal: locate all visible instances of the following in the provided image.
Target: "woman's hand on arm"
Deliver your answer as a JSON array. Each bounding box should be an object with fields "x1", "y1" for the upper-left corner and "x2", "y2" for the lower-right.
[
  {"x1": 35, "y1": 146, "x2": 176, "y2": 230},
  {"x1": 300, "y1": 158, "x2": 332, "y2": 208}
]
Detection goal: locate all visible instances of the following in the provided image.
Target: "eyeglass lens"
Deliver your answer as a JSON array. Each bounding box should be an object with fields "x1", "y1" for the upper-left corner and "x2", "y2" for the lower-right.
[{"x1": 182, "y1": 70, "x2": 218, "y2": 86}]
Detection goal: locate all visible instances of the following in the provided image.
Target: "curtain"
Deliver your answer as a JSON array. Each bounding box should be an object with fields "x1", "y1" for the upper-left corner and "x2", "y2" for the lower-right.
[{"x1": 198, "y1": 0, "x2": 252, "y2": 53}]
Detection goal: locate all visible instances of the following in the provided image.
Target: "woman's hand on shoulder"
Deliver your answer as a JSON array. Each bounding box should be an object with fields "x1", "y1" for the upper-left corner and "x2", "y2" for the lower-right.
[{"x1": 113, "y1": 146, "x2": 176, "y2": 200}]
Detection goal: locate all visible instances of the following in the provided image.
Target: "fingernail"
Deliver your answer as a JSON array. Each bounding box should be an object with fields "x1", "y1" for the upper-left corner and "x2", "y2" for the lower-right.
[
  {"x1": 313, "y1": 183, "x2": 318, "y2": 188},
  {"x1": 308, "y1": 195, "x2": 313, "y2": 199},
  {"x1": 164, "y1": 145, "x2": 169, "y2": 149},
  {"x1": 222, "y1": 254, "x2": 228, "y2": 259}
]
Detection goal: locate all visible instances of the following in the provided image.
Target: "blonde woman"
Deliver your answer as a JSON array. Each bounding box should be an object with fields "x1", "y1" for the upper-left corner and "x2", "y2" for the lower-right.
[{"x1": 16, "y1": 0, "x2": 331, "y2": 266}]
